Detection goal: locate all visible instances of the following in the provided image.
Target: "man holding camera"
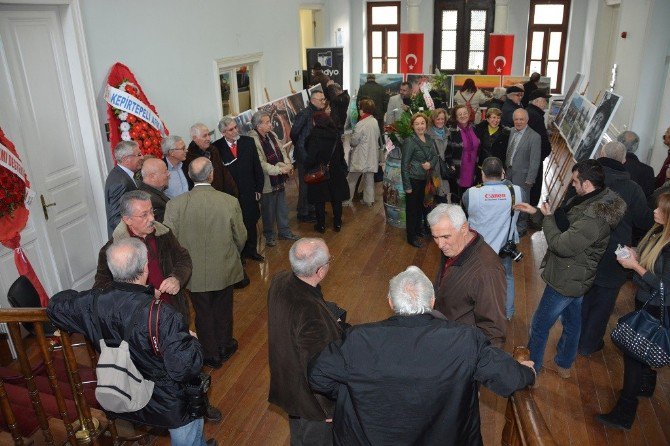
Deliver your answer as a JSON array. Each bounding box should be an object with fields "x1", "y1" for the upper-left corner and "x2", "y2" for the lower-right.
[
  {"x1": 462, "y1": 157, "x2": 522, "y2": 321},
  {"x1": 427, "y1": 204, "x2": 507, "y2": 348},
  {"x1": 47, "y1": 238, "x2": 216, "y2": 446}
]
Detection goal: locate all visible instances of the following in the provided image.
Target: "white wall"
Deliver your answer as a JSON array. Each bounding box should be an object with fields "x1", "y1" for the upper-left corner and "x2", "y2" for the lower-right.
[{"x1": 79, "y1": 0, "x2": 324, "y2": 166}]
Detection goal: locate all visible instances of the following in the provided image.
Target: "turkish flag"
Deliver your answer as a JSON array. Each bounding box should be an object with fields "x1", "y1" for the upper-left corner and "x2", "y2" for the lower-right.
[
  {"x1": 399, "y1": 33, "x2": 423, "y2": 73},
  {"x1": 487, "y1": 34, "x2": 514, "y2": 75}
]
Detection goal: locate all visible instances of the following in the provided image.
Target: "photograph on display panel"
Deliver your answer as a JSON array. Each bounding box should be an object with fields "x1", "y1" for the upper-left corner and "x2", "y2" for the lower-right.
[
  {"x1": 257, "y1": 97, "x2": 292, "y2": 145},
  {"x1": 501, "y1": 75, "x2": 551, "y2": 92},
  {"x1": 554, "y1": 73, "x2": 584, "y2": 128},
  {"x1": 450, "y1": 75, "x2": 501, "y2": 106},
  {"x1": 573, "y1": 91, "x2": 622, "y2": 162},
  {"x1": 235, "y1": 110, "x2": 254, "y2": 136},
  {"x1": 406, "y1": 74, "x2": 451, "y2": 109},
  {"x1": 358, "y1": 73, "x2": 404, "y2": 96},
  {"x1": 563, "y1": 95, "x2": 596, "y2": 153},
  {"x1": 285, "y1": 91, "x2": 309, "y2": 125}
]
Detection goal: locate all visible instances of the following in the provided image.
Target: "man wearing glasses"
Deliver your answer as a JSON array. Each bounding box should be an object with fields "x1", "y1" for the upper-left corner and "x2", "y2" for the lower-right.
[
  {"x1": 162, "y1": 135, "x2": 189, "y2": 199},
  {"x1": 267, "y1": 238, "x2": 343, "y2": 445},
  {"x1": 290, "y1": 91, "x2": 326, "y2": 223},
  {"x1": 104, "y1": 140, "x2": 143, "y2": 237},
  {"x1": 501, "y1": 85, "x2": 525, "y2": 128}
]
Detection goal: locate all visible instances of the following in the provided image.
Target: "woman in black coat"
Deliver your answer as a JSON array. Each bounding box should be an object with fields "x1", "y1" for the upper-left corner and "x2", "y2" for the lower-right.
[
  {"x1": 474, "y1": 107, "x2": 510, "y2": 167},
  {"x1": 305, "y1": 111, "x2": 351, "y2": 233}
]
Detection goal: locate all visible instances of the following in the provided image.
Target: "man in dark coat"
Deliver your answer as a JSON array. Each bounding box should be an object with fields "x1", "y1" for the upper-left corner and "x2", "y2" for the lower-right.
[
  {"x1": 521, "y1": 72, "x2": 541, "y2": 107},
  {"x1": 617, "y1": 130, "x2": 655, "y2": 198},
  {"x1": 357, "y1": 74, "x2": 388, "y2": 131},
  {"x1": 578, "y1": 142, "x2": 653, "y2": 355},
  {"x1": 327, "y1": 84, "x2": 350, "y2": 133},
  {"x1": 291, "y1": 91, "x2": 325, "y2": 222},
  {"x1": 526, "y1": 89, "x2": 552, "y2": 206},
  {"x1": 183, "y1": 123, "x2": 238, "y2": 196},
  {"x1": 214, "y1": 116, "x2": 265, "y2": 261},
  {"x1": 105, "y1": 140, "x2": 142, "y2": 237},
  {"x1": 501, "y1": 86, "x2": 524, "y2": 128},
  {"x1": 310, "y1": 62, "x2": 331, "y2": 97},
  {"x1": 138, "y1": 157, "x2": 170, "y2": 222},
  {"x1": 47, "y1": 237, "x2": 215, "y2": 445},
  {"x1": 308, "y1": 266, "x2": 535, "y2": 446},
  {"x1": 268, "y1": 238, "x2": 343, "y2": 445}
]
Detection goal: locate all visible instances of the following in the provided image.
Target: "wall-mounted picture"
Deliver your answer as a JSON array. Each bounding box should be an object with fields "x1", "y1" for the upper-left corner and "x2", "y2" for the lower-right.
[
  {"x1": 573, "y1": 91, "x2": 622, "y2": 162},
  {"x1": 450, "y1": 75, "x2": 501, "y2": 107},
  {"x1": 555, "y1": 73, "x2": 584, "y2": 128},
  {"x1": 257, "y1": 97, "x2": 292, "y2": 145},
  {"x1": 501, "y1": 75, "x2": 551, "y2": 92},
  {"x1": 235, "y1": 110, "x2": 254, "y2": 136},
  {"x1": 358, "y1": 73, "x2": 404, "y2": 96},
  {"x1": 285, "y1": 91, "x2": 309, "y2": 125}
]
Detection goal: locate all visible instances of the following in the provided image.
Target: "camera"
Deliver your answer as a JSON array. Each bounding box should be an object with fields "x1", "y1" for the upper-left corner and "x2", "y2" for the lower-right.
[
  {"x1": 499, "y1": 240, "x2": 523, "y2": 262},
  {"x1": 183, "y1": 373, "x2": 211, "y2": 418}
]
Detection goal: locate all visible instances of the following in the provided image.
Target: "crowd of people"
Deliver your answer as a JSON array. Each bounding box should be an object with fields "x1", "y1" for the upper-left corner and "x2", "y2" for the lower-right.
[{"x1": 43, "y1": 66, "x2": 670, "y2": 445}]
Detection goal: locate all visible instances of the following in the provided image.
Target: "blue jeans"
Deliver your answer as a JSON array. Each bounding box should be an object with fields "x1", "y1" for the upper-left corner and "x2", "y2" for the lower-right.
[
  {"x1": 261, "y1": 189, "x2": 292, "y2": 240},
  {"x1": 169, "y1": 417, "x2": 206, "y2": 446},
  {"x1": 528, "y1": 284, "x2": 583, "y2": 373},
  {"x1": 502, "y1": 256, "x2": 515, "y2": 319}
]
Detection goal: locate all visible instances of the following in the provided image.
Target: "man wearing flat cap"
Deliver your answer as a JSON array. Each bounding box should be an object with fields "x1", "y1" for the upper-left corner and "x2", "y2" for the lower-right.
[
  {"x1": 526, "y1": 89, "x2": 552, "y2": 205},
  {"x1": 501, "y1": 86, "x2": 525, "y2": 127}
]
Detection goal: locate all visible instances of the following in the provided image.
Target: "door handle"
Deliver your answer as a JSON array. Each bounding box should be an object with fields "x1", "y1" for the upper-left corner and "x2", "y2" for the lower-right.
[{"x1": 40, "y1": 194, "x2": 56, "y2": 221}]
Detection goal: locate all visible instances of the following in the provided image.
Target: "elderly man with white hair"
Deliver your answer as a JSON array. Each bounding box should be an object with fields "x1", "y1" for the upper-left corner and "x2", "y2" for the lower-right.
[
  {"x1": 267, "y1": 238, "x2": 344, "y2": 445},
  {"x1": 427, "y1": 203, "x2": 507, "y2": 348},
  {"x1": 616, "y1": 130, "x2": 655, "y2": 197},
  {"x1": 162, "y1": 135, "x2": 189, "y2": 199},
  {"x1": 577, "y1": 141, "x2": 653, "y2": 356},
  {"x1": 105, "y1": 140, "x2": 142, "y2": 236},
  {"x1": 308, "y1": 265, "x2": 535, "y2": 446}
]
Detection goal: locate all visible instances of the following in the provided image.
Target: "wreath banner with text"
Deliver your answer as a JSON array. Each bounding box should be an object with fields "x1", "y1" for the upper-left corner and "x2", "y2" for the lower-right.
[
  {"x1": 104, "y1": 63, "x2": 169, "y2": 159},
  {"x1": 0, "y1": 126, "x2": 49, "y2": 307}
]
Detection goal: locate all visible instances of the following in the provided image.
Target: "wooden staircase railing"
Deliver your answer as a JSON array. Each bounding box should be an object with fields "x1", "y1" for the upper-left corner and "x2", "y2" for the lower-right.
[
  {"x1": 0, "y1": 307, "x2": 105, "y2": 445},
  {"x1": 501, "y1": 347, "x2": 557, "y2": 446}
]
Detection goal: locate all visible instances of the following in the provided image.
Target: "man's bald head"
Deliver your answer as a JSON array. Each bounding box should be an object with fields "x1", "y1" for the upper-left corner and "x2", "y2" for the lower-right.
[
  {"x1": 289, "y1": 238, "x2": 330, "y2": 279},
  {"x1": 141, "y1": 157, "x2": 170, "y2": 190},
  {"x1": 188, "y1": 157, "x2": 213, "y2": 183}
]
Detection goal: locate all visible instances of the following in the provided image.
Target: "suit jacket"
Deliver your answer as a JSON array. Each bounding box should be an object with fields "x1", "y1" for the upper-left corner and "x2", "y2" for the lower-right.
[
  {"x1": 138, "y1": 181, "x2": 170, "y2": 222},
  {"x1": 505, "y1": 126, "x2": 542, "y2": 186},
  {"x1": 267, "y1": 270, "x2": 342, "y2": 420},
  {"x1": 182, "y1": 142, "x2": 238, "y2": 197},
  {"x1": 385, "y1": 94, "x2": 405, "y2": 125},
  {"x1": 213, "y1": 135, "x2": 264, "y2": 222},
  {"x1": 104, "y1": 165, "x2": 137, "y2": 237},
  {"x1": 163, "y1": 184, "x2": 246, "y2": 292}
]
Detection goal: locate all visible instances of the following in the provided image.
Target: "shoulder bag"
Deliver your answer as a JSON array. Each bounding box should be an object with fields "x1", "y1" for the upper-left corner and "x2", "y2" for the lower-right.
[{"x1": 304, "y1": 139, "x2": 338, "y2": 185}]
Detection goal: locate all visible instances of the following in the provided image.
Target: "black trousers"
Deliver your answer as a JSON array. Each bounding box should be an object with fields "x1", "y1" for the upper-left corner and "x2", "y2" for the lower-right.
[
  {"x1": 405, "y1": 178, "x2": 426, "y2": 243},
  {"x1": 242, "y1": 216, "x2": 259, "y2": 257},
  {"x1": 314, "y1": 201, "x2": 342, "y2": 228},
  {"x1": 288, "y1": 416, "x2": 333, "y2": 446},
  {"x1": 621, "y1": 300, "x2": 670, "y2": 399},
  {"x1": 189, "y1": 286, "x2": 234, "y2": 361},
  {"x1": 579, "y1": 284, "x2": 620, "y2": 355}
]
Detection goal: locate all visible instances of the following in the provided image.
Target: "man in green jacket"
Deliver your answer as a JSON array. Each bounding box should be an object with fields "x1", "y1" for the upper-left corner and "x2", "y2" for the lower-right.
[
  {"x1": 357, "y1": 74, "x2": 388, "y2": 132},
  {"x1": 515, "y1": 160, "x2": 626, "y2": 379}
]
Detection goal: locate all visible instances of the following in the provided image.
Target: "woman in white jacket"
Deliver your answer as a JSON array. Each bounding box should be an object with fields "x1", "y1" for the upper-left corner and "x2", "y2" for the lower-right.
[{"x1": 347, "y1": 98, "x2": 380, "y2": 206}]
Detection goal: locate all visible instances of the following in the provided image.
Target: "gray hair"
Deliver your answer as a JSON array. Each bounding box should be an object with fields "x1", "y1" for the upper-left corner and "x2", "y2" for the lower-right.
[
  {"x1": 188, "y1": 157, "x2": 213, "y2": 182},
  {"x1": 252, "y1": 111, "x2": 271, "y2": 129},
  {"x1": 512, "y1": 108, "x2": 529, "y2": 119},
  {"x1": 289, "y1": 238, "x2": 329, "y2": 277},
  {"x1": 113, "y1": 140, "x2": 138, "y2": 163},
  {"x1": 427, "y1": 204, "x2": 467, "y2": 229},
  {"x1": 492, "y1": 87, "x2": 507, "y2": 100},
  {"x1": 161, "y1": 135, "x2": 184, "y2": 156},
  {"x1": 106, "y1": 238, "x2": 148, "y2": 283},
  {"x1": 600, "y1": 141, "x2": 627, "y2": 163},
  {"x1": 218, "y1": 116, "x2": 236, "y2": 133},
  {"x1": 190, "y1": 123, "x2": 209, "y2": 138},
  {"x1": 617, "y1": 130, "x2": 640, "y2": 154},
  {"x1": 388, "y1": 266, "x2": 434, "y2": 316},
  {"x1": 120, "y1": 190, "x2": 151, "y2": 218}
]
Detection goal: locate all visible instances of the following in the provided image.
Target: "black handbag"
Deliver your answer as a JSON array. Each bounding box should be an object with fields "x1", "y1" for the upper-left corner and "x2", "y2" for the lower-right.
[
  {"x1": 439, "y1": 157, "x2": 457, "y2": 180},
  {"x1": 304, "y1": 140, "x2": 337, "y2": 185},
  {"x1": 611, "y1": 277, "x2": 670, "y2": 368}
]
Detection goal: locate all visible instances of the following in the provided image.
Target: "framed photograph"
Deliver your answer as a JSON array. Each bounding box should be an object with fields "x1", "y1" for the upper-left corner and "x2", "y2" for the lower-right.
[
  {"x1": 573, "y1": 91, "x2": 622, "y2": 162},
  {"x1": 561, "y1": 95, "x2": 596, "y2": 153},
  {"x1": 450, "y1": 75, "x2": 501, "y2": 106},
  {"x1": 234, "y1": 110, "x2": 254, "y2": 136},
  {"x1": 257, "y1": 96, "x2": 293, "y2": 145},
  {"x1": 554, "y1": 73, "x2": 584, "y2": 128},
  {"x1": 358, "y1": 73, "x2": 404, "y2": 96},
  {"x1": 501, "y1": 75, "x2": 551, "y2": 91}
]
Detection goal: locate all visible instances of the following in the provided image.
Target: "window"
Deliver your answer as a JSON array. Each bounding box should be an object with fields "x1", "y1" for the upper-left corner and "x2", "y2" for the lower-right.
[
  {"x1": 433, "y1": 0, "x2": 494, "y2": 74},
  {"x1": 367, "y1": 2, "x2": 400, "y2": 73},
  {"x1": 525, "y1": 0, "x2": 570, "y2": 93}
]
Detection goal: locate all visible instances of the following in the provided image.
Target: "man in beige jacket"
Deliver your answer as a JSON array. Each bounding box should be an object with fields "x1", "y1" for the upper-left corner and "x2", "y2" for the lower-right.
[{"x1": 164, "y1": 157, "x2": 247, "y2": 369}]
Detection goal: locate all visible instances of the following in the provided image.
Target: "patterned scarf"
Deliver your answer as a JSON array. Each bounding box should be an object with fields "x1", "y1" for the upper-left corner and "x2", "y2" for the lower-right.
[{"x1": 259, "y1": 132, "x2": 287, "y2": 191}]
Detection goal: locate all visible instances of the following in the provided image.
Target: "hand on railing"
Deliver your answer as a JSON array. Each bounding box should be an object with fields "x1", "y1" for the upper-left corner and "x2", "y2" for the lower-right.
[{"x1": 513, "y1": 346, "x2": 537, "y2": 382}]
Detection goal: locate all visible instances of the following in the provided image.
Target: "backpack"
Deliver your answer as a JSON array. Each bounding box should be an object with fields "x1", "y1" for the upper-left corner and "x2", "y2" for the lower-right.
[
  {"x1": 92, "y1": 294, "x2": 162, "y2": 413},
  {"x1": 460, "y1": 91, "x2": 476, "y2": 123}
]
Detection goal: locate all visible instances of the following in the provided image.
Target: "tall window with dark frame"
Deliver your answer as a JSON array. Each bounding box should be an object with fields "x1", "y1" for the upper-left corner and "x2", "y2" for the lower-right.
[
  {"x1": 367, "y1": 2, "x2": 400, "y2": 73},
  {"x1": 525, "y1": 0, "x2": 570, "y2": 93},
  {"x1": 433, "y1": 0, "x2": 494, "y2": 74}
]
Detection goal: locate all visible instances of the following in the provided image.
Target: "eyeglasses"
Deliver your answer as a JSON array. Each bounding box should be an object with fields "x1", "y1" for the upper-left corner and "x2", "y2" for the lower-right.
[
  {"x1": 124, "y1": 153, "x2": 143, "y2": 159},
  {"x1": 171, "y1": 147, "x2": 187, "y2": 152},
  {"x1": 130, "y1": 209, "x2": 155, "y2": 219}
]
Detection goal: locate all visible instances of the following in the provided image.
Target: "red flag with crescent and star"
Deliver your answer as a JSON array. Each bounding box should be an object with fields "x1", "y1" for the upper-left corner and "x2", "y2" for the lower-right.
[
  {"x1": 399, "y1": 33, "x2": 423, "y2": 74},
  {"x1": 487, "y1": 34, "x2": 514, "y2": 75}
]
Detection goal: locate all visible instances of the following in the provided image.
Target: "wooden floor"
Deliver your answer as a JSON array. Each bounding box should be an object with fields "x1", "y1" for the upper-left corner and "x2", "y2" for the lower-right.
[{"x1": 151, "y1": 181, "x2": 670, "y2": 446}]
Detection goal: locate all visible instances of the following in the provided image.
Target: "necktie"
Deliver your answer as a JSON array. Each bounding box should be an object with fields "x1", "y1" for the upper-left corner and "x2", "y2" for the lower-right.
[
  {"x1": 507, "y1": 132, "x2": 521, "y2": 167},
  {"x1": 230, "y1": 141, "x2": 238, "y2": 158}
]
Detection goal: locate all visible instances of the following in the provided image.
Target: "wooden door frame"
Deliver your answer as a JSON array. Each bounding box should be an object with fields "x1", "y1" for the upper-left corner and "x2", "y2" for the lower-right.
[{"x1": 366, "y1": 1, "x2": 401, "y2": 73}]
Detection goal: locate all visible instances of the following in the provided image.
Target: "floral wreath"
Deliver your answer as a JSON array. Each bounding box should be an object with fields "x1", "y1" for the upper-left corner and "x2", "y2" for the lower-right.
[{"x1": 111, "y1": 80, "x2": 163, "y2": 159}]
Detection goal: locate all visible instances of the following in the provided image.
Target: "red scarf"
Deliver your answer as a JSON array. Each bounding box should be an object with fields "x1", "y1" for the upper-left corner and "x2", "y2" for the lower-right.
[{"x1": 128, "y1": 227, "x2": 172, "y2": 305}]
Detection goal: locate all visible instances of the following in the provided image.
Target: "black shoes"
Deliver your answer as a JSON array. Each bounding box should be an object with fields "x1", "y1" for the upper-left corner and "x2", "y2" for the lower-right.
[
  {"x1": 203, "y1": 357, "x2": 223, "y2": 370},
  {"x1": 596, "y1": 395, "x2": 638, "y2": 430},
  {"x1": 408, "y1": 240, "x2": 423, "y2": 248},
  {"x1": 333, "y1": 224, "x2": 342, "y2": 232},
  {"x1": 206, "y1": 440, "x2": 218, "y2": 446},
  {"x1": 246, "y1": 252, "x2": 265, "y2": 262},
  {"x1": 314, "y1": 224, "x2": 326, "y2": 234},
  {"x1": 220, "y1": 339, "x2": 238, "y2": 362},
  {"x1": 205, "y1": 403, "x2": 222, "y2": 423}
]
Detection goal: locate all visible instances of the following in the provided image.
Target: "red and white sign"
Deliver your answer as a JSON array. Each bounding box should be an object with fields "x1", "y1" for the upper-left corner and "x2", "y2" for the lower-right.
[
  {"x1": 487, "y1": 34, "x2": 514, "y2": 75},
  {"x1": 399, "y1": 33, "x2": 424, "y2": 74}
]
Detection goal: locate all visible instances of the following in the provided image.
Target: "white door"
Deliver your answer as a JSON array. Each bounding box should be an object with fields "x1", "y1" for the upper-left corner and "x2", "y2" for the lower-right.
[{"x1": 0, "y1": 4, "x2": 103, "y2": 304}]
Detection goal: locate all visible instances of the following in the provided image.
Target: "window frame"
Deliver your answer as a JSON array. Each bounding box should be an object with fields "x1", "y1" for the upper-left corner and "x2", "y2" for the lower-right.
[
  {"x1": 367, "y1": 1, "x2": 401, "y2": 73},
  {"x1": 432, "y1": 0, "x2": 495, "y2": 74},
  {"x1": 525, "y1": 0, "x2": 571, "y2": 93}
]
